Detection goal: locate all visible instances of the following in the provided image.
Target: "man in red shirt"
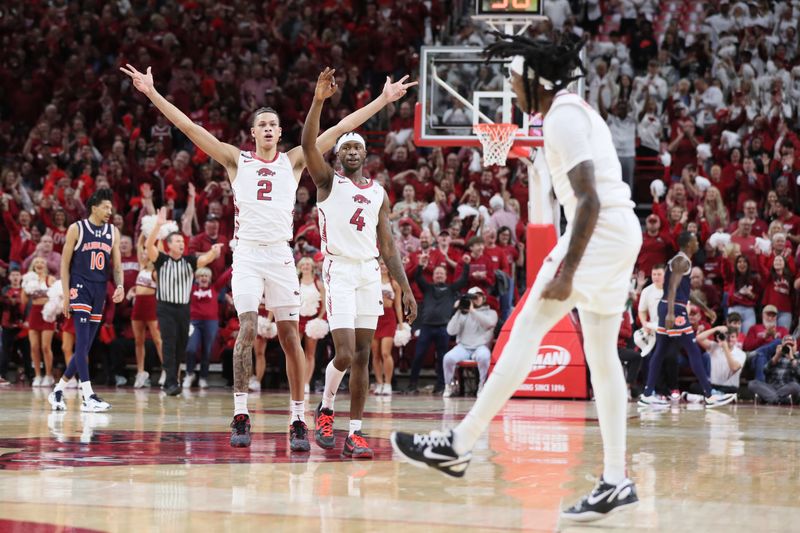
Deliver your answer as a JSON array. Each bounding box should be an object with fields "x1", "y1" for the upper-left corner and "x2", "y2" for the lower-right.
[
  {"x1": 636, "y1": 214, "x2": 674, "y2": 276},
  {"x1": 731, "y1": 217, "x2": 758, "y2": 267},
  {"x1": 472, "y1": 169, "x2": 500, "y2": 207},
  {"x1": 743, "y1": 306, "x2": 788, "y2": 352},
  {"x1": 734, "y1": 156, "x2": 769, "y2": 214},
  {"x1": 482, "y1": 227, "x2": 511, "y2": 276},
  {"x1": 775, "y1": 197, "x2": 800, "y2": 245},
  {"x1": 690, "y1": 267, "x2": 721, "y2": 315},
  {"x1": 188, "y1": 214, "x2": 229, "y2": 280},
  {"x1": 455, "y1": 237, "x2": 497, "y2": 307}
]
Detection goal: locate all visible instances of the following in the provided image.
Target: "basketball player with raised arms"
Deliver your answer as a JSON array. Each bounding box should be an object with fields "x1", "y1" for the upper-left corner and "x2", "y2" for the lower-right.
[
  {"x1": 48, "y1": 189, "x2": 125, "y2": 412},
  {"x1": 120, "y1": 64, "x2": 416, "y2": 450},
  {"x1": 392, "y1": 34, "x2": 643, "y2": 521},
  {"x1": 302, "y1": 68, "x2": 418, "y2": 459}
]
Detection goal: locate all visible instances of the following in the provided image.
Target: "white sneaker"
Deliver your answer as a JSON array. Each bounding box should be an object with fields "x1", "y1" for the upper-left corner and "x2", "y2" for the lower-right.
[
  {"x1": 199, "y1": 378, "x2": 209, "y2": 389},
  {"x1": 42, "y1": 375, "x2": 55, "y2": 387},
  {"x1": 66, "y1": 377, "x2": 79, "y2": 389},
  {"x1": 81, "y1": 394, "x2": 111, "y2": 412},
  {"x1": 32, "y1": 376, "x2": 43, "y2": 387},
  {"x1": 134, "y1": 371, "x2": 149, "y2": 389},
  {"x1": 383, "y1": 383, "x2": 392, "y2": 396},
  {"x1": 182, "y1": 373, "x2": 194, "y2": 389},
  {"x1": 248, "y1": 376, "x2": 261, "y2": 392},
  {"x1": 681, "y1": 392, "x2": 704, "y2": 404},
  {"x1": 705, "y1": 393, "x2": 737, "y2": 408},
  {"x1": 637, "y1": 393, "x2": 669, "y2": 407},
  {"x1": 48, "y1": 390, "x2": 66, "y2": 411},
  {"x1": 158, "y1": 370, "x2": 166, "y2": 387},
  {"x1": 442, "y1": 384, "x2": 456, "y2": 398}
]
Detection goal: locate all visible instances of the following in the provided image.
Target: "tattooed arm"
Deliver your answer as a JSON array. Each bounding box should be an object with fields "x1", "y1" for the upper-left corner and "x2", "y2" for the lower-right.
[
  {"x1": 541, "y1": 160, "x2": 600, "y2": 300},
  {"x1": 377, "y1": 191, "x2": 418, "y2": 323}
]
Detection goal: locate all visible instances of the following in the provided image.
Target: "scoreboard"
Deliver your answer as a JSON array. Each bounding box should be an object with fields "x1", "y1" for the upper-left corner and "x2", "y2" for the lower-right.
[{"x1": 476, "y1": 0, "x2": 544, "y2": 17}]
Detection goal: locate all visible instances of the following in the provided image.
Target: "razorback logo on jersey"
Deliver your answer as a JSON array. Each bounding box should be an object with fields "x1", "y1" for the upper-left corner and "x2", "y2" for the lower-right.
[
  {"x1": 352, "y1": 194, "x2": 371, "y2": 205},
  {"x1": 257, "y1": 168, "x2": 275, "y2": 177}
]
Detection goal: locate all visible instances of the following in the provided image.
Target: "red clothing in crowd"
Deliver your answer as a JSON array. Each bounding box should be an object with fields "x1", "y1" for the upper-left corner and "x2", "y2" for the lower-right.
[
  {"x1": 743, "y1": 324, "x2": 789, "y2": 351},
  {"x1": 637, "y1": 231, "x2": 674, "y2": 275},
  {"x1": 761, "y1": 273, "x2": 794, "y2": 314},
  {"x1": 190, "y1": 268, "x2": 232, "y2": 321},
  {"x1": 2, "y1": 210, "x2": 34, "y2": 265},
  {"x1": 484, "y1": 245, "x2": 511, "y2": 276},
  {"x1": 188, "y1": 232, "x2": 229, "y2": 280},
  {"x1": 702, "y1": 253, "x2": 733, "y2": 289}
]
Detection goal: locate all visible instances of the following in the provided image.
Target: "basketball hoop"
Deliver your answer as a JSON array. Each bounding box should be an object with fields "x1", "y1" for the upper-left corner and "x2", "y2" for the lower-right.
[{"x1": 473, "y1": 123, "x2": 519, "y2": 167}]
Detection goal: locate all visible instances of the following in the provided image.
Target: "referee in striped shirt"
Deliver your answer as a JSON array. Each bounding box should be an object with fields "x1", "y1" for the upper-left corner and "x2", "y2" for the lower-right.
[{"x1": 146, "y1": 208, "x2": 223, "y2": 395}]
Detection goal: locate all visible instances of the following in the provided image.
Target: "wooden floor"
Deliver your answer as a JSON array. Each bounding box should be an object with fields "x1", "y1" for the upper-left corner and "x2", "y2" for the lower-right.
[{"x1": 0, "y1": 387, "x2": 799, "y2": 532}]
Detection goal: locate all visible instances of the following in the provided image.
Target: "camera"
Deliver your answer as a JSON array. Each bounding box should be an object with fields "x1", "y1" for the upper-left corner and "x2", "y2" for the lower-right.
[
  {"x1": 716, "y1": 332, "x2": 727, "y2": 342},
  {"x1": 458, "y1": 294, "x2": 475, "y2": 312}
]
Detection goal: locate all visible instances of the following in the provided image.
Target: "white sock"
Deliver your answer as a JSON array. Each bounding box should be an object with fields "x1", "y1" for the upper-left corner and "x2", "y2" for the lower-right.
[
  {"x1": 349, "y1": 419, "x2": 362, "y2": 436},
  {"x1": 290, "y1": 400, "x2": 306, "y2": 424},
  {"x1": 322, "y1": 361, "x2": 347, "y2": 410},
  {"x1": 580, "y1": 311, "x2": 628, "y2": 486},
  {"x1": 452, "y1": 290, "x2": 571, "y2": 456},
  {"x1": 54, "y1": 378, "x2": 68, "y2": 393},
  {"x1": 234, "y1": 393, "x2": 249, "y2": 416},
  {"x1": 80, "y1": 381, "x2": 95, "y2": 401}
]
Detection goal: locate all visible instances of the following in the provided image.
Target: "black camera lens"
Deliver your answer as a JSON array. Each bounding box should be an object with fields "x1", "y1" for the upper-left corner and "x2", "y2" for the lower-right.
[{"x1": 781, "y1": 345, "x2": 791, "y2": 355}]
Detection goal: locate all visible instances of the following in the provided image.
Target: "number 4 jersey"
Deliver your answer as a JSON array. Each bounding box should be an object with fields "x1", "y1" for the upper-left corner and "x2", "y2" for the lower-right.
[
  {"x1": 317, "y1": 174, "x2": 383, "y2": 261},
  {"x1": 232, "y1": 151, "x2": 296, "y2": 244}
]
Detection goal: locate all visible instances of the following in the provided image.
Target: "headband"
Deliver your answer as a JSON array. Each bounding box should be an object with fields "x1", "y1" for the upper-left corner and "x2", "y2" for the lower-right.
[{"x1": 335, "y1": 132, "x2": 366, "y2": 153}]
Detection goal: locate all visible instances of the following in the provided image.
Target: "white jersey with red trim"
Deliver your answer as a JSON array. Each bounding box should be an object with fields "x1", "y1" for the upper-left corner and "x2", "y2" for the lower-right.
[
  {"x1": 232, "y1": 150, "x2": 296, "y2": 244},
  {"x1": 317, "y1": 174, "x2": 383, "y2": 261}
]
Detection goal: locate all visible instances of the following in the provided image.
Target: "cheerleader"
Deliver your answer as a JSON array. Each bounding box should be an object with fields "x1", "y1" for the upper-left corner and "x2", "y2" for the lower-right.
[
  {"x1": 297, "y1": 257, "x2": 325, "y2": 395},
  {"x1": 372, "y1": 260, "x2": 403, "y2": 396},
  {"x1": 130, "y1": 235, "x2": 164, "y2": 388},
  {"x1": 22, "y1": 257, "x2": 56, "y2": 386}
]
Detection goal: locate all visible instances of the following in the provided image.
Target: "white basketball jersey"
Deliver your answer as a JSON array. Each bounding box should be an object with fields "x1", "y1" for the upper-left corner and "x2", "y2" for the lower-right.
[
  {"x1": 232, "y1": 151, "x2": 296, "y2": 243},
  {"x1": 543, "y1": 91, "x2": 635, "y2": 223},
  {"x1": 317, "y1": 174, "x2": 383, "y2": 260}
]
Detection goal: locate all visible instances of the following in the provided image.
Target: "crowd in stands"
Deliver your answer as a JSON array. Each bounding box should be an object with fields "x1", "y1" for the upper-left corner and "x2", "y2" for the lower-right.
[{"x1": 1, "y1": 0, "x2": 800, "y2": 401}]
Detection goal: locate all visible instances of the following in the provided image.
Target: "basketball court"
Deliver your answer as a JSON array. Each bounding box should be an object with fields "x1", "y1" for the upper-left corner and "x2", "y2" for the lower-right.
[{"x1": 0, "y1": 388, "x2": 797, "y2": 532}]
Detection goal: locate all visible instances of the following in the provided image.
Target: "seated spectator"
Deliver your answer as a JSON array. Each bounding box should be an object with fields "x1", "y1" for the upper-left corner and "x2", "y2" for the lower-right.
[
  {"x1": 744, "y1": 305, "x2": 789, "y2": 352},
  {"x1": 747, "y1": 335, "x2": 800, "y2": 404},
  {"x1": 443, "y1": 287, "x2": 497, "y2": 397},
  {"x1": 696, "y1": 325, "x2": 745, "y2": 395}
]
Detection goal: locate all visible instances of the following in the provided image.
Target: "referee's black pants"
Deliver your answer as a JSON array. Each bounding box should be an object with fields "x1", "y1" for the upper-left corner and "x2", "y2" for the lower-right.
[{"x1": 157, "y1": 302, "x2": 190, "y2": 389}]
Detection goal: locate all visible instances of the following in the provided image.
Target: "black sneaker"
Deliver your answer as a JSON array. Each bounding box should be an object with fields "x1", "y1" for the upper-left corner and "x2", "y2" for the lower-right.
[
  {"x1": 164, "y1": 383, "x2": 181, "y2": 396},
  {"x1": 342, "y1": 430, "x2": 373, "y2": 459},
  {"x1": 314, "y1": 402, "x2": 335, "y2": 449},
  {"x1": 290, "y1": 420, "x2": 311, "y2": 452},
  {"x1": 390, "y1": 429, "x2": 471, "y2": 478},
  {"x1": 230, "y1": 414, "x2": 251, "y2": 448},
  {"x1": 561, "y1": 477, "x2": 638, "y2": 522}
]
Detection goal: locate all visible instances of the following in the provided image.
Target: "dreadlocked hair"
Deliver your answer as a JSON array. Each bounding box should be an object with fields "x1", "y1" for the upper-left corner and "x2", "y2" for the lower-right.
[{"x1": 483, "y1": 32, "x2": 586, "y2": 113}]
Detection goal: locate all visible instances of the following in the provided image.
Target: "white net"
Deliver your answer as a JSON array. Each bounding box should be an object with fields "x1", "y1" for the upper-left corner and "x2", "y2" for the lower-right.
[{"x1": 473, "y1": 123, "x2": 519, "y2": 167}]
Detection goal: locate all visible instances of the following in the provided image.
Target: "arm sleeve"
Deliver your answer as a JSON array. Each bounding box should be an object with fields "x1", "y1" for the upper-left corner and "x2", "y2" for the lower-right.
[
  {"x1": 414, "y1": 266, "x2": 431, "y2": 291},
  {"x1": 186, "y1": 254, "x2": 199, "y2": 270},
  {"x1": 544, "y1": 104, "x2": 594, "y2": 173}
]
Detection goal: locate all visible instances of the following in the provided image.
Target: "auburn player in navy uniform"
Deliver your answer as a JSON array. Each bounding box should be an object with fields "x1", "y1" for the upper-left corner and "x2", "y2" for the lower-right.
[
  {"x1": 638, "y1": 231, "x2": 737, "y2": 408},
  {"x1": 49, "y1": 189, "x2": 125, "y2": 412}
]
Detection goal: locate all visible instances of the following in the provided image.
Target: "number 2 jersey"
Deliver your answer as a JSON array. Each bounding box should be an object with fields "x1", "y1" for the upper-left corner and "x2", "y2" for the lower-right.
[
  {"x1": 317, "y1": 174, "x2": 384, "y2": 261},
  {"x1": 71, "y1": 219, "x2": 114, "y2": 284},
  {"x1": 232, "y1": 151, "x2": 297, "y2": 244}
]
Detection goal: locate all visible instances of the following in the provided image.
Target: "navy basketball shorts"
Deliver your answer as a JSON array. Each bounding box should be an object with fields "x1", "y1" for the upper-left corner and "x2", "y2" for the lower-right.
[{"x1": 69, "y1": 281, "x2": 107, "y2": 324}]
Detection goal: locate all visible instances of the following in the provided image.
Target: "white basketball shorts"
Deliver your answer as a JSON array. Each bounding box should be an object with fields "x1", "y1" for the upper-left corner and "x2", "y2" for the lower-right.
[
  {"x1": 541, "y1": 207, "x2": 641, "y2": 315},
  {"x1": 322, "y1": 256, "x2": 384, "y2": 330},
  {"x1": 232, "y1": 241, "x2": 300, "y2": 320}
]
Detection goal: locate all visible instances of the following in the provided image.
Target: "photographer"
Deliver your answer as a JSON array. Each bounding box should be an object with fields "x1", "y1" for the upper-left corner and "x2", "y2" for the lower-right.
[
  {"x1": 696, "y1": 325, "x2": 746, "y2": 395},
  {"x1": 747, "y1": 336, "x2": 800, "y2": 404},
  {"x1": 442, "y1": 287, "x2": 498, "y2": 398}
]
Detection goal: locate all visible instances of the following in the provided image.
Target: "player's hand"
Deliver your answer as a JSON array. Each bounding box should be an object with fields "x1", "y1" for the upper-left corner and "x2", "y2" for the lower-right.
[
  {"x1": 314, "y1": 67, "x2": 338, "y2": 101},
  {"x1": 112, "y1": 286, "x2": 125, "y2": 304},
  {"x1": 402, "y1": 289, "x2": 418, "y2": 323},
  {"x1": 62, "y1": 299, "x2": 71, "y2": 319},
  {"x1": 119, "y1": 64, "x2": 155, "y2": 97},
  {"x1": 665, "y1": 312, "x2": 675, "y2": 330},
  {"x1": 541, "y1": 274, "x2": 573, "y2": 301},
  {"x1": 382, "y1": 75, "x2": 418, "y2": 103}
]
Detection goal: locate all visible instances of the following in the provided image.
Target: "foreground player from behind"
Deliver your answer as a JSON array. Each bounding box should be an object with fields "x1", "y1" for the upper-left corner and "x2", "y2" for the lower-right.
[
  {"x1": 121, "y1": 64, "x2": 415, "y2": 449},
  {"x1": 49, "y1": 189, "x2": 125, "y2": 412},
  {"x1": 392, "y1": 35, "x2": 641, "y2": 521},
  {"x1": 302, "y1": 68, "x2": 417, "y2": 458}
]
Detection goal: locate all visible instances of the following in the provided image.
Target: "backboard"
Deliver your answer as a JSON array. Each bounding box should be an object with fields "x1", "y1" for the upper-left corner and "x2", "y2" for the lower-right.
[{"x1": 414, "y1": 46, "x2": 543, "y2": 150}]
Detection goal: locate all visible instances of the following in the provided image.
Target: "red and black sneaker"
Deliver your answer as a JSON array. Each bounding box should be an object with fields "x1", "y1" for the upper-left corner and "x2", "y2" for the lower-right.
[
  {"x1": 343, "y1": 430, "x2": 373, "y2": 459},
  {"x1": 289, "y1": 420, "x2": 311, "y2": 452},
  {"x1": 230, "y1": 414, "x2": 251, "y2": 448},
  {"x1": 314, "y1": 402, "x2": 335, "y2": 449}
]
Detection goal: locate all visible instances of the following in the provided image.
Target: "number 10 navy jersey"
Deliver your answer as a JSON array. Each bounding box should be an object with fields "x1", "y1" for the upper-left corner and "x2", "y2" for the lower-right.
[{"x1": 71, "y1": 219, "x2": 114, "y2": 284}]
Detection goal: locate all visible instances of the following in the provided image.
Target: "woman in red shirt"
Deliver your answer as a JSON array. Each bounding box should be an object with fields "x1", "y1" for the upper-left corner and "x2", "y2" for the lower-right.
[
  {"x1": 762, "y1": 255, "x2": 794, "y2": 330},
  {"x1": 184, "y1": 266, "x2": 232, "y2": 389}
]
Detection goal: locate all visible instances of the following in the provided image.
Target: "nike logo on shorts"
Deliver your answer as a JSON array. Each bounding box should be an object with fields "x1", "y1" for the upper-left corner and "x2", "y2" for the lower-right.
[
  {"x1": 284, "y1": 260, "x2": 292, "y2": 265},
  {"x1": 289, "y1": 312, "x2": 298, "y2": 317}
]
